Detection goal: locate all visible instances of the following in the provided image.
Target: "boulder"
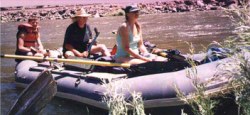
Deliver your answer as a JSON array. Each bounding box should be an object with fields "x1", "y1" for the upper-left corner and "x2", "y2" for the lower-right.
[{"x1": 184, "y1": 0, "x2": 195, "y2": 5}]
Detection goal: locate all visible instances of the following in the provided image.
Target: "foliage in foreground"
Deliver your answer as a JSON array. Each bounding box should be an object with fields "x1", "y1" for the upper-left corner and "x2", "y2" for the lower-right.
[
  {"x1": 102, "y1": 79, "x2": 145, "y2": 115},
  {"x1": 174, "y1": 43, "x2": 218, "y2": 115},
  {"x1": 176, "y1": 1, "x2": 250, "y2": 115},
  {"x1": 221, "y1": 1, "x2": 250, "y2": 114}
]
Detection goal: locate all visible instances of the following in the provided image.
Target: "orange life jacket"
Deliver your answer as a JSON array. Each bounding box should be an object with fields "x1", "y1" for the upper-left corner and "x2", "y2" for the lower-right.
[
  {"x1": 23, "y1": 33, "x2": 38, "y2": 48},
  {"x1": 110, "y1": 45, "x2": 117, "y2": 55}
]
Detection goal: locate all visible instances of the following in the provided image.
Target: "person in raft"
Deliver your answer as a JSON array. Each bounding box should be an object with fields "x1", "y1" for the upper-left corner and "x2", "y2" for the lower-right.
[
  {"x1": 15, "y1": 17, "x2": 48, "y2": 58},
  {"x1": 114, "y1": 5, "x2": 166, "y2": 65},
  {"x1": 62, "y1": 8, "x2": 111, "y2": 58}
]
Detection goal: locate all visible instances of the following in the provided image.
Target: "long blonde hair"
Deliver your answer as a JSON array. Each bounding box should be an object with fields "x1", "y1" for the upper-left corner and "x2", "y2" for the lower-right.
[{"x1": 125, "y1": 15, "x2": 140, "y2": 33}]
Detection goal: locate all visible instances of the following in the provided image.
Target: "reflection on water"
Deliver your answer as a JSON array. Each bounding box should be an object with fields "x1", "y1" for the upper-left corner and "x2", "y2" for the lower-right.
[{"x1": 1, "y1": 10, "x2": 234, "y2": 114}]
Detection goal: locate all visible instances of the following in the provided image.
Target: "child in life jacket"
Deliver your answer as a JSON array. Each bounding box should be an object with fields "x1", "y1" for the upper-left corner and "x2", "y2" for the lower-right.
[{"x1": 15, "y1": 22, "x2": 47, "y2": 58}]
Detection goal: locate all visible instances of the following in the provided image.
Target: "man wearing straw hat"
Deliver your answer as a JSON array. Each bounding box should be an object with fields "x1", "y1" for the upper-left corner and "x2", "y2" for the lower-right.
[{"x1": 63, "y1": 8, "x2": 110, "y2": 58}]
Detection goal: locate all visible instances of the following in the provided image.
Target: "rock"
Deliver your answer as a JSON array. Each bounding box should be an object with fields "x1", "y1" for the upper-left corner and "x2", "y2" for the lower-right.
[
  {"x1": 210, "y1": 6, "x2": 218, "y2": 10},
  {"x1": 203, "y1": 0, "x2": 214, "y2": 4},
  {"x1": 197, "y1": 0, "x2": 205, "y2": 7},
  {"x1": 93, "y1": 11, "x2": 100, "y2": 18},
  {"x1": 228, "y1": 4, "x2": 237, "y2": 9},
  {"x1": 40, "y1": 11, "x2": 48, "y2": 17},
  {"x1": 0, "y1": 1, "x2": 244, "y2": 23},
  {"x1": 36, "y1": 5, "x2": 44, "y2": 9},
  {"x1": 154, "y1": 5, "x2": 163, "y2": 10},
  {"x1": 58, "y1": 9, "x2": 66, "y2": 15},
  {"x1": 174, "y1": 0, "x2": 184, "y2": 4},
  {"x1": 177, "y1": 4, "x2": 188, "y2": 12},
  {"x1": 225, "y1": 0, "x2": 237, "y2": 6},
  {"x1": 1, "y1": 7, "x2": 9, "y2": 11},
  {"x1": 184, "y1": 0, "x2": 195, "y2": 5}
]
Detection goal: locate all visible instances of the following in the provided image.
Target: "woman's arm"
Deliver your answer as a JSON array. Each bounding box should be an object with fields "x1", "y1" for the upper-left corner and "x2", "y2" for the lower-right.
[
  {"x1": 138, "y1": 30, "x2": 149, "y2": 55},
  {"x1": 120, "y1": 24, "x2": 151, "y2": 61}
]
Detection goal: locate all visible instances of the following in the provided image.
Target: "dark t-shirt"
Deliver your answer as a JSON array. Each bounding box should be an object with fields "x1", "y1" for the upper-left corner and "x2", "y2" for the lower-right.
[{"x1": 63, "y1": 22, "x2": 92, "y2": 54}]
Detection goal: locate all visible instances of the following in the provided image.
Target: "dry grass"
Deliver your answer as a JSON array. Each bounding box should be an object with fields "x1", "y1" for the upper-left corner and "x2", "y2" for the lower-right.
[
  {"x1": 174, "y1": 43, "x2": 218, "y2": 115},
  {"x1": 175, "y1": 1, "x2": 250, "y2": 115},
  {"x1": 102, "y1": 79, "x2": 145, "y2": 115}
]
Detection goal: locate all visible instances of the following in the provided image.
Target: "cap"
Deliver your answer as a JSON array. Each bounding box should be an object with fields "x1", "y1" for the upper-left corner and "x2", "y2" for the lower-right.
[{"x1": 123, "y1": 5, "x2": 140, "y2": 13}]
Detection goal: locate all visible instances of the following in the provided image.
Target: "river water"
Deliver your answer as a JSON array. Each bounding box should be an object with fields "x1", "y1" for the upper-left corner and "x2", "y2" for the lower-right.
[{"x1": 1, "y1": 10, "x2": 234, "y2": 114}]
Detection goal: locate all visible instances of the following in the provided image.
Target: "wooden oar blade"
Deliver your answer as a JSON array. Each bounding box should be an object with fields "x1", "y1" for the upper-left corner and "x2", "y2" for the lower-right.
[{"x1": 8, "y1": 70, "x2": 57, "y2": 115}]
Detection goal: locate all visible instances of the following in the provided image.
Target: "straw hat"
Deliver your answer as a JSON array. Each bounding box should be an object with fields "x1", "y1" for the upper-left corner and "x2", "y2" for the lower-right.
[{"x1": 72, "y1": 8, "x2": 91, "y2": 18}]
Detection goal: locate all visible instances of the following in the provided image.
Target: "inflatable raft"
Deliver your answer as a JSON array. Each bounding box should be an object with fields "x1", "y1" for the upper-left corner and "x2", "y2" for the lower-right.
[{"x1": 14, "y1": 52, "x2": 246, "y2": 110}]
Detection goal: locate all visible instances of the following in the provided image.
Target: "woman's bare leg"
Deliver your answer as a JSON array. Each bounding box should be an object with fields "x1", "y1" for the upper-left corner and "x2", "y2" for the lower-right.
[{"x1": 90, "y1": 44, "x2": 111, "y2": 56}]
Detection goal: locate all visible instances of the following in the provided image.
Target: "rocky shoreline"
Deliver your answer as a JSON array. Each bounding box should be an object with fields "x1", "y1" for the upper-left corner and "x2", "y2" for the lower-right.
[{"x1": 0, "y1": 0, "x2": 239, "y2": 23}]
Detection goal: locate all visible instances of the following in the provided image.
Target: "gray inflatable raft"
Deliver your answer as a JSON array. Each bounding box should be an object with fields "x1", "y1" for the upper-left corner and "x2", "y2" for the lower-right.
[{"x1": 15, "y1": 53, "x2": 245, "y2": 109}]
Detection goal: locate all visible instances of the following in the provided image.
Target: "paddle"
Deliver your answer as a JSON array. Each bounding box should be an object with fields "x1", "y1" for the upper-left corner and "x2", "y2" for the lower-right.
[
  {"x1": 2, "y1": 53, "x2": 194, "y2": 76},
  {"x1": 87, "y1": 27, "x2": 100, "y2": 58},
  {"x1": 1, "y1": 54, "x2": 131, "y2": 68},
  {"x1": 8, "y1": 70, "x2": 57, "y2": 115}
]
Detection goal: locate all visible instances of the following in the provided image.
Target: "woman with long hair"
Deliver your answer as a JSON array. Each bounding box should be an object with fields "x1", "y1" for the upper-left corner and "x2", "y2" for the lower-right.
[{"x1": 114, "y1": 5, "x2": 166, "y2": 65}]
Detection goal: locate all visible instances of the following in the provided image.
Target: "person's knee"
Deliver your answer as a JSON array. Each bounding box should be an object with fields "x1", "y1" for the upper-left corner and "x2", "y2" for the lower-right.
[
  {"x1": 34, "y1": 53, "x2": 44, "y2": 57},
  {"x1": 40, "y1": 49, "x2": 46, "y2": 54},
  {"x1": 27, "y1": 52, "x2": 33, "y2": 56},
  {"x1": 98, "y1": 44, "x2": 107, "y2": 50},
  {"x1": 64, "y1": 51, "x2": 75, "y2": 58}
]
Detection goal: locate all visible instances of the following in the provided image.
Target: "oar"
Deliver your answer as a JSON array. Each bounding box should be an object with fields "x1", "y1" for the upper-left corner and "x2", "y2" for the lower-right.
[
  {"x1": 87, "y1": 27, "x2": 100, "y2": 58},
  {"x1": 1, "y1": 54, "x2": 131, "y2": 68},
  {"x1": 8, "y1": 70, "x2": 57, "y2": 115}
]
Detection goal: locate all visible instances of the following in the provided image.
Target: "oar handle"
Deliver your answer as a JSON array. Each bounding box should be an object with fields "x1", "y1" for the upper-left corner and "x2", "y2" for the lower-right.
[
  {"x1": 1, "y1": 54, "x2": 4, "y2": 58},
  {"x1": 1, "y1": 54, "x2": 131, "y2": 68},
  {"x1": 87, "y1": 27, "x2": 100, "y2": 58}
]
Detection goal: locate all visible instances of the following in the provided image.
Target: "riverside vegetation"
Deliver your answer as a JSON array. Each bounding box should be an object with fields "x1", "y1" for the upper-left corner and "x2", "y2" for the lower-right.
[
  {"x1": 175, "y1": 0, "x2": 249, "y2": 114},
  {"x1": 102, "y1": 79, "x2": 146, "y2": 115},
  {"x1": 219, "y1": 0, "x2": 250, "y2": 114},
  {"x1": 101, "y1": 0, "x2": 250, "y2": 114}
]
